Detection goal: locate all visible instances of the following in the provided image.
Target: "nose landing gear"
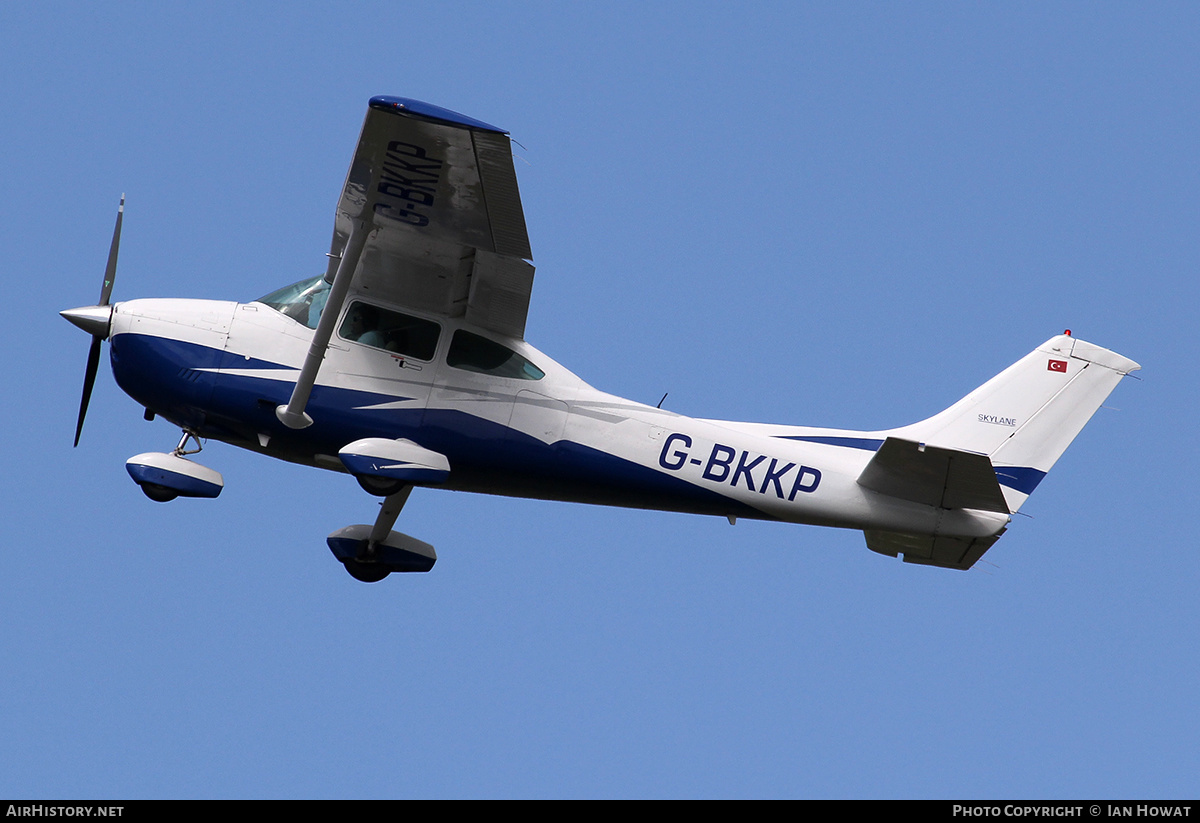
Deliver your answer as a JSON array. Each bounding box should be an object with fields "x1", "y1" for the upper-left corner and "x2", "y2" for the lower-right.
[{"x1": 126, "y1": 431, "x2": 224, "y2": 503}]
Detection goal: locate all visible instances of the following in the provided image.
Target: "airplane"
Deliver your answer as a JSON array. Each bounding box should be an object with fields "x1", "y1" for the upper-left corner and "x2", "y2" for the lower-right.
[{"x1": 61, "y1": 95, "x2": 1141, "y2": 582}]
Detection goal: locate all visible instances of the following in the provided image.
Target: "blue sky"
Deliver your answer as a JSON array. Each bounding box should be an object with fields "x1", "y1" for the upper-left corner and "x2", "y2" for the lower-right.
[{"x1": 3, "y1": 2, "x2": 1197, "y2": 798}]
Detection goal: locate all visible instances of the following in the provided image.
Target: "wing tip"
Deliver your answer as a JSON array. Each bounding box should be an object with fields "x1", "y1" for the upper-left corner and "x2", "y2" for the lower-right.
[{"x1": 369, "y1": 95, "x2": 507, "y2": 134}]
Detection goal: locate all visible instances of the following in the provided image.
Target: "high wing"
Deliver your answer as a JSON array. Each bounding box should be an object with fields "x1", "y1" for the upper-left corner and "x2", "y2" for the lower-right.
[
  {"x1": 326, "y1": 96, "x2": 534, "y2": 339},
  {"x1": 275, "y1": 96, "x2": 535, "y2": 430}
]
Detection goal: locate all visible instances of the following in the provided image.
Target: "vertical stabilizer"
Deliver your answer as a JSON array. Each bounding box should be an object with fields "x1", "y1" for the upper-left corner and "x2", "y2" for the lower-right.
[{"x1": 893, "y1": 335, "x2": 1139, "y2": 512}]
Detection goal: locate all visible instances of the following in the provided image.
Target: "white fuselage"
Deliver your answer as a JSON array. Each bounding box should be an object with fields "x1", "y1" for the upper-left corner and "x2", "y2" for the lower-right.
[{"x1": 107, "y1": 296, "x2": 1009, "y2": 540}]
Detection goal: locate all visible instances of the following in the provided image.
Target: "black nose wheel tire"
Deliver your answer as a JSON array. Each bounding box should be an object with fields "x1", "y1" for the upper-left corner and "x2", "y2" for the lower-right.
[{"x1": 342, "y1": 558, "x2": 391, "y2": 583}]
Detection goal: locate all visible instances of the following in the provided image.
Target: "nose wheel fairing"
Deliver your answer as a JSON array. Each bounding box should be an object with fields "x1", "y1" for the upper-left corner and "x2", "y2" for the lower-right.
[{"x1": 126, "y1": 451, "x2": 224, "y2": 501}]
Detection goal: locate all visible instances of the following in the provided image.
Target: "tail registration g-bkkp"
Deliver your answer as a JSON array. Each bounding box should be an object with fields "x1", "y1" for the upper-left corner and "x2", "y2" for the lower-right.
[{"x1": 61, "y1": 97, "x2": 1140, "y2": 581}]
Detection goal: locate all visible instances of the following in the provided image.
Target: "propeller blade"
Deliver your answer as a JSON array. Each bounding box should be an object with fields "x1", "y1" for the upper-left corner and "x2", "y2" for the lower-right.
[
  {"x1": 70, "y1": 195, "x2": 124, "y2": 447},
  {"x1": 74, "y1": 336, "x2": 103, "y2": 448},
  {"x1": 99, "y1": 194, "x2": 123, "y2": 306}
]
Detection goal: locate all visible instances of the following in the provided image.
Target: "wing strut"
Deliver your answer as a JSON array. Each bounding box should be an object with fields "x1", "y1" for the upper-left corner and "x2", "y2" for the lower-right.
[{"x1": 276, "y1": 218, "x2": 369, "y2": 429}]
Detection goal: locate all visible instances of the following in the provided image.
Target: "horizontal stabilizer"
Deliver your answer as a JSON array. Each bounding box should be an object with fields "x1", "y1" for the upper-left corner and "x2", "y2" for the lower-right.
[
  {"x1": 857, "y1": 437, "x2": 1009, "y2": 513},
  {"x1": 865, "y1": 529, "x2": 1004, "y2": 571}
]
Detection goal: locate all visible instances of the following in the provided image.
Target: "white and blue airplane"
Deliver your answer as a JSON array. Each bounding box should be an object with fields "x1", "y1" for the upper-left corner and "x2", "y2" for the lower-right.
[{"x1": 62, "y1": 96, "x2": 1140, "y2": 581}]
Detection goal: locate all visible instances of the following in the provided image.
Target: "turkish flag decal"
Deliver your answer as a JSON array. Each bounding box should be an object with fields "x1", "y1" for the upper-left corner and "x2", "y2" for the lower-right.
[{"x1": 1048, "y1": 359, "x2": 1068, "y2": 373}]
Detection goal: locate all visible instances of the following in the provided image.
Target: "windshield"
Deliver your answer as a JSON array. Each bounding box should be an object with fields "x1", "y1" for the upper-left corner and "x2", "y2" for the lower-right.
[{"x1": 255, "y1": 275, "x2": 331, "y2": 330}]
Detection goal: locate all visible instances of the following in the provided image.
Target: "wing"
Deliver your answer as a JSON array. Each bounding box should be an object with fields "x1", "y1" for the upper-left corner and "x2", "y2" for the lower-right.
[
  {"x1": 275, "y1": 97, "x2": 535, "y2": 430},
  {"x1": 327, "y1": 96, "x2": 534, "y2": 339}
]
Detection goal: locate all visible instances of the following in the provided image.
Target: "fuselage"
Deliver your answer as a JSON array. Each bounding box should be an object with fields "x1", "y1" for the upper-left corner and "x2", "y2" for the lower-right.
[{"x1": 107, "y1": 295, "x2": 1009, "y2": 541}]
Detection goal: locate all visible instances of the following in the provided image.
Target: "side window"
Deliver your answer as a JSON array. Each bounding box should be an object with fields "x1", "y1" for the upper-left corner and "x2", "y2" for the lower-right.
[
  {"x1": 338, "y1": 301, "x2": 440, "y2": 361},
  {"x1": 447, "y1": 330, "x2": 545, "y2": 380}
]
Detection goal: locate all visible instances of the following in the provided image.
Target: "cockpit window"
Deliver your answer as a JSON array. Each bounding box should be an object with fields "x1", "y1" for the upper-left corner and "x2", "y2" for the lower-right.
[
  {"x1": 256, "y1": 275, "x2": 330, "y2": 330},
  {"x1": 447, "y1": 330, "x2": 545, "y2": 380},
  {"x1": 338, "y1": 301, "x2": 441, "y2": 361}
]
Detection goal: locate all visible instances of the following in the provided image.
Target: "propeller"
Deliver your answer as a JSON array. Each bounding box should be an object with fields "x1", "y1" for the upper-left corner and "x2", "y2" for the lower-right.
[{"x1": 61, "y1": 195, "x2": 124, "y2": 447}]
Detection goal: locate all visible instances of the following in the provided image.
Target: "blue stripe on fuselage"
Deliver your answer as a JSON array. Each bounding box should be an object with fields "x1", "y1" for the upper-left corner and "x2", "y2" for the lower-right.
[
  {"x1": 775, "y1": 435, "x2": 885, "y2": 451},
  {"x1": 111, "y1": 332, "x2": 223, "y2": 430},
  {"x1": 111, "y1": 333, "x2": 769, "y2": 520},
  {"x1": 993, "y1": 466, "x2": 1047, "y2": 495},
  {"x1": 776, "y1": 434, "x2": 1047, "y2": 496}
]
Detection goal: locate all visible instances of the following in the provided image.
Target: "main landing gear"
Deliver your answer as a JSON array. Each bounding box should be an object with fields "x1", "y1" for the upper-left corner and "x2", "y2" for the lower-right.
[
  {"x1": 125, "y1": 428, "x2": 437, "y2": 582},
  {"x1": 355, "y1": 473, "x2": 408, "y2": 497},
  {"x1": 125, "y1": 431, "x2": 224, "y2": 503},
  {"x1": 326, "y1": 485, "x2": 438, "y2": 582}
]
